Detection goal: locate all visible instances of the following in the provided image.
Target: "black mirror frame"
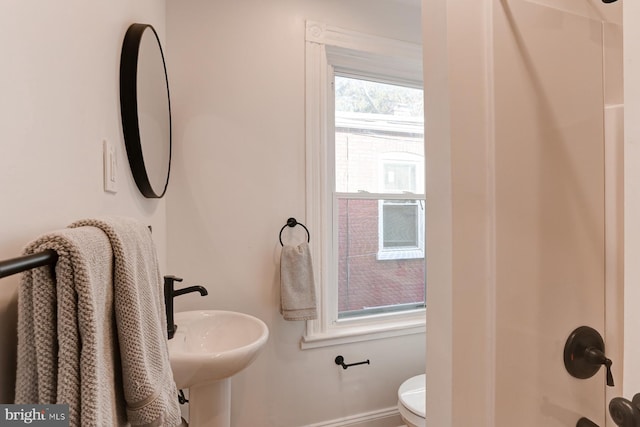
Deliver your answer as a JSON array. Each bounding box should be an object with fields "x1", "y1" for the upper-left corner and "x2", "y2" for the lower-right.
[{"x1": 119, "y1": 23, "x2": 172, "y2": 199}]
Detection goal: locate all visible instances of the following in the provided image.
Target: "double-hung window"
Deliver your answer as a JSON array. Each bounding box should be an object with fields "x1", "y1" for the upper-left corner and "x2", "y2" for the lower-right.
[{"x1": 303, "y1": 21, "x2": 425, "y2": 348}]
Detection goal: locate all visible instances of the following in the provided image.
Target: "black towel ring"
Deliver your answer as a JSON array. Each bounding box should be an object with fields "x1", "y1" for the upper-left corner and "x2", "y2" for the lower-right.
[{"x1": 279, "y1": 217, "x2": 310, "y2": 246}]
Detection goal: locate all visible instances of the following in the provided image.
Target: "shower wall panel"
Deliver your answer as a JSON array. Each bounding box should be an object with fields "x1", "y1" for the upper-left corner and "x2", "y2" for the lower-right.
[{"x1": 493, "y1": 1, "x2": 608, "y2": 425}]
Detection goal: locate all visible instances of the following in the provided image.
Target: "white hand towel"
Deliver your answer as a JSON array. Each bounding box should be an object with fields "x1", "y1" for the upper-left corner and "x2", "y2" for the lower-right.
[{"x1": 280, "y1": 241, "x2": 317, "y2": 321}]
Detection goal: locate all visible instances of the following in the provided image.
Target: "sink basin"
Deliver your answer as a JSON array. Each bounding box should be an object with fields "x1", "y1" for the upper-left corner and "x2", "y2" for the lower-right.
[{"x1": 168, "y1": 310, "x2": 269, "y2": 389}]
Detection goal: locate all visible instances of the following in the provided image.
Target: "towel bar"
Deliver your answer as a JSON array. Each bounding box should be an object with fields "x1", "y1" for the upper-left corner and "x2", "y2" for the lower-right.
[{"x1": 0, "y1": 250, "x2": 58, "y2": 279}]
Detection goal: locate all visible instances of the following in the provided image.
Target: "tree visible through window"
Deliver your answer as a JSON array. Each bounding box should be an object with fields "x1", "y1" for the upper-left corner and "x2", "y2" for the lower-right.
[{"x1": 334, "y1": 75, "x2": 425, "y2": 318}]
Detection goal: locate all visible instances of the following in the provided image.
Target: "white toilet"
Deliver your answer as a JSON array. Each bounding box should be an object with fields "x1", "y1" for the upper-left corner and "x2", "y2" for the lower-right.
[{"x1": 397, "y1": 374, "x2": 426, "y2": 427}]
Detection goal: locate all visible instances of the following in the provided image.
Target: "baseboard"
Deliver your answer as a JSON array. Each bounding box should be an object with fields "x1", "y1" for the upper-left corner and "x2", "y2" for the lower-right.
[{"x1": 301, "y1": 406, "x2": 402, "y2": 427}]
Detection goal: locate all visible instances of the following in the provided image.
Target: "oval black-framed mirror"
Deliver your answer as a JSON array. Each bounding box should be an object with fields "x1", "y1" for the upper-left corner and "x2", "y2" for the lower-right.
[{"x1": 120, "y1": 23, "x2": 172, "y2": 198}]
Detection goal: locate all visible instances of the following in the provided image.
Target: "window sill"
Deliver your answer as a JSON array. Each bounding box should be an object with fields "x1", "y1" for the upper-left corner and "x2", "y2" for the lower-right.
[
  {"x1": 376, "y1": 249, "x2": 424, "y2": 260},
  {"x1": 300, "y1": 310, "x2": 425, "y2": 349}
]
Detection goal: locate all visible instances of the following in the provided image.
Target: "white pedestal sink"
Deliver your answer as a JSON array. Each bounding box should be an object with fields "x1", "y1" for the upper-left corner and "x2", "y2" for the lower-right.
[{"x1": 167, "y1": 310, "x2": 269, "y2": 427}]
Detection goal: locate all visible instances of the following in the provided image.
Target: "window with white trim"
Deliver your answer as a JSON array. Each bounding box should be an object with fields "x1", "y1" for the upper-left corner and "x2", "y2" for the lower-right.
[
  {"x1": 377, "y1": 152, "x2": 425, "y2": 261},
  {"x1": 303, "y1": 21, "x2": 425, "y2": 348}
]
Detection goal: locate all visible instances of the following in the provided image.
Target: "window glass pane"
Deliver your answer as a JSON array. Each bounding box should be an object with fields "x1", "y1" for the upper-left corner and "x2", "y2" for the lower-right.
[
  {"x1": 383, "y1": 162, "x2": 416, "y2": 192},
  {"x1": 334, "y1": 75, "x2": 424, "y2": 194},
  {"x1": 383, "y1": 202, "x2": 418, "y2": 248},
  {"x1": 337, "y1": 198, "x2": 425, "y2": 317}
]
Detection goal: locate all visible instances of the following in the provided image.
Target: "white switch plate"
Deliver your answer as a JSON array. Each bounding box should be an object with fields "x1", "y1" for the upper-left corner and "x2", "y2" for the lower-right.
[{"x1": 103, "y1": 139, "x2": 117, "y2": 193}]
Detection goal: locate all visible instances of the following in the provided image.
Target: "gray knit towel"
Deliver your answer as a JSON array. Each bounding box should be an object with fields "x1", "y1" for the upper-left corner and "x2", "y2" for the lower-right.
[
  {"x1": 69, "y1": 216, "x2": 182, "y2": 427},
  {"x1": 280, "y1": 241, "x2": 318, "y2": 320},
  {"x1": 15, "y1": 227, "x2": 126, "y2": 426}
]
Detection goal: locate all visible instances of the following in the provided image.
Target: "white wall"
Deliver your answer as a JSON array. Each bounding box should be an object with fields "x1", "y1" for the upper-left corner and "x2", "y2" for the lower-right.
[
  {"x1": 422, "y1": 0, "x2": 493, "y2": 425},
  {"x1": 165, "y1": 1, "x2": 425, "y2": 426},
  {"x1": 0, "y1": 1, "x2": 168, "y2": 403}
]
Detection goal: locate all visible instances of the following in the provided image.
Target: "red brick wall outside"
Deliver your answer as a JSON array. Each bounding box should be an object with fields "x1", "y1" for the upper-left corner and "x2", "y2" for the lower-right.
[{"x1": 337, "y1": 198, "x2": 425, "y2": 314}]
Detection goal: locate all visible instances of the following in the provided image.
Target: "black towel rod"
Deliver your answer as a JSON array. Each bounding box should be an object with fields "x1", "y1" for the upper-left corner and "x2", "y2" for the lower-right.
[{"x1": 0, "y1": 250, "x2": 58, "y2": 279}]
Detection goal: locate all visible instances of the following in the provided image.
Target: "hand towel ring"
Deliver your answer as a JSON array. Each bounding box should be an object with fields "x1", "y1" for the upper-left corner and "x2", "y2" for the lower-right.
[{"x1": 279, "y1": 217, "x2": 310, "y2": 246}]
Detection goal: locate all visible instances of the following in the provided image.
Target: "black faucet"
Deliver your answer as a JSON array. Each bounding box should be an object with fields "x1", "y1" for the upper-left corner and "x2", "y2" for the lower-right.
[{"x1": 164, "y1": 275, "x2": 208, "y2": 339}]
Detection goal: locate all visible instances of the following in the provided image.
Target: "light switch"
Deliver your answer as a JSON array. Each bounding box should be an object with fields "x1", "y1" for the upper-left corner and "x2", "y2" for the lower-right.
[{"x1": 103, "y1": 139, "x2": 117, "y2": 193}]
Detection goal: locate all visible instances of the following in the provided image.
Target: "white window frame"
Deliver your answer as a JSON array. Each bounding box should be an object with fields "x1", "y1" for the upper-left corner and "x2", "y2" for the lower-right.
[
  {"x1": 377, "y1": 152, "x2": 425, "y2": 260},
  {"x1": 302, "y1": 21, "x2": 425, "y2": 349},
  {"x1": 377, "y1": 199, "x2": 425, "y2": 260}
]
